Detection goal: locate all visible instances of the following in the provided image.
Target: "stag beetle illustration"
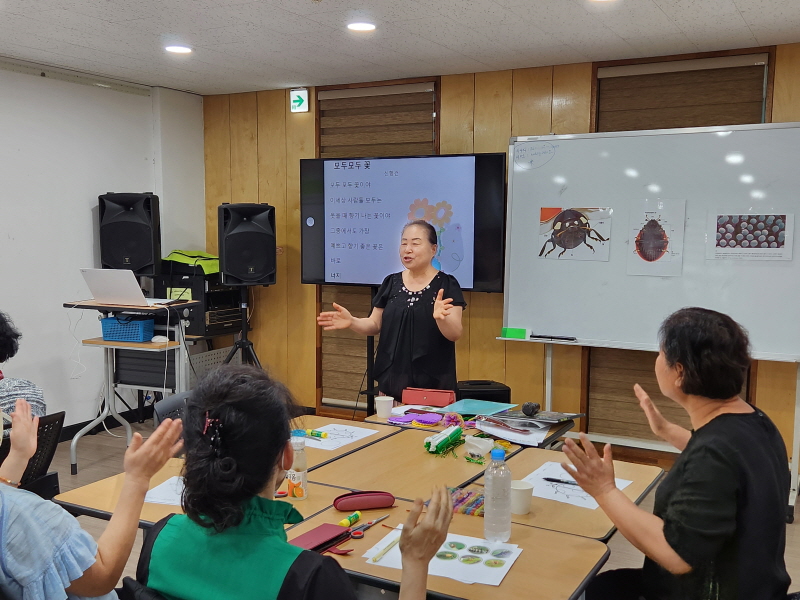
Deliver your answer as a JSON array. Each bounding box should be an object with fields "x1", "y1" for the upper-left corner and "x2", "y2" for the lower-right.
[
  {"x1": 539, "y1": 209, "x2": 608, "y2": 258},
  {"x1": 635, "y1": 219, "x2": 669, "y2": 262}
]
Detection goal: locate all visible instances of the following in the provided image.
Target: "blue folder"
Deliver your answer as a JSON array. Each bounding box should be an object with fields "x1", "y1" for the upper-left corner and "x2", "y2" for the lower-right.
[{"x1": 435, "y1": 399, "x2": 517, "y2": 416}]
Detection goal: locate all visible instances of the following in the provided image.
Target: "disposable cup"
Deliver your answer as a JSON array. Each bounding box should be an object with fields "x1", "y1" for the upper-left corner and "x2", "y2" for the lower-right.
[
  {"x1": 510, "y1": 480, "x2": 534, "y2": 515},
  {"x1": 375, "y1": 396, "x2": 394, "y2": 419}
]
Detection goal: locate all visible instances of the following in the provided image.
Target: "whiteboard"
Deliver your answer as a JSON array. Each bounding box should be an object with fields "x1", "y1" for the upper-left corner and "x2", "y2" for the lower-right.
[{"x1": 504, "y1": 123, "x2": 800, "y2": 362}]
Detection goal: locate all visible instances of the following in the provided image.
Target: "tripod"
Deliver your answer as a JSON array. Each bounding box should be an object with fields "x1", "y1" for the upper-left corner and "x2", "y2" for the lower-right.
[{"x1": 223, "y1": 286, "x2": 261, "y2": 368}]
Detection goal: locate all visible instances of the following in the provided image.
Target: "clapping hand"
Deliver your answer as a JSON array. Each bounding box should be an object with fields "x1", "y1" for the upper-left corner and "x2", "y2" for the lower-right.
[
  {"x1": 562, "y1": 433, "x2": 616, "y2": 500},
  {"x1": 400, "y1": 485, "x2": 453, "y2": 565},
  {"x1": 432, "y1": 289, "x2": 454, "y2": 321},
  {"x1": 8, "y1": 398, "x2": 38, "y2": 463},
  {"x1": 123, "y1": 418, "x2": 183, "y2": 485},
  {"x1": 317, "y1": 303, "x2": 354, "y2": 330},
  {"x1": 635, "y1": 384, "x2": 670, "y2": 439}
]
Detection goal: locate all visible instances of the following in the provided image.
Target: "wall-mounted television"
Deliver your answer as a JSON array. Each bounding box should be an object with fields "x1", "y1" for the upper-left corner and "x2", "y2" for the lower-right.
[{"x1": 300, "y1": 153, "x2": 506, "y2": 292}]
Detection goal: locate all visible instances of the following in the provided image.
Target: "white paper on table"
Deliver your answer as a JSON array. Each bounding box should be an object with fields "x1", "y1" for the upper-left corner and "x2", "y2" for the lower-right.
[
  {"x1": 474, "y1": 421, "x2": 548, "y2": 447},
  {"x1": 522, "y1": 462, "x2": 632, "y2": 509},
  {"x1": 144, "y1": 476, "x2": 184, "y2": 505},
  {"x1": 364, "y1": 528, "x2": 522, "y2": 586},
  {"x1": 301, "y1": 424, "x2": 379, "y2": 451}
]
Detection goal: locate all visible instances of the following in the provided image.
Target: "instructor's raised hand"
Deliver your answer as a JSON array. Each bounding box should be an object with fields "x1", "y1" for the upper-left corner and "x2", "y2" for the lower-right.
[{"x1": 317, "y1": 302, "x2": 353, "y2": 331}]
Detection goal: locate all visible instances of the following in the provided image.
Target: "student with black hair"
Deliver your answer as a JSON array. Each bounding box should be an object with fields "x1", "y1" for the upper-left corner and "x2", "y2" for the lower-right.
[
  {"x1": 0, "y1": 311, "x2": 45, "y2": 425},
  {"x1": 317, "y1": 220, "x2": 466, "y2": 400},
  {"x1": 566, "y1": 308, "x2": 790, "y2": 600},
  {"x1": 138, "y1": 364, "x2": 453, "y2": 600}
]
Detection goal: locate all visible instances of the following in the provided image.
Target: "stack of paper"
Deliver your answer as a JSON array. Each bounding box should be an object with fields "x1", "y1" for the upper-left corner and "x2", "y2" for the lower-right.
[
  {"x1": 364, "y1": 529, "x2": 522, "y2": 586},
  {"x1": 144, "y1": 476, "x2": 184, "y2": 506},
  {"x1": 474, "y1": 420, "x2": 548, "y2": 447}
]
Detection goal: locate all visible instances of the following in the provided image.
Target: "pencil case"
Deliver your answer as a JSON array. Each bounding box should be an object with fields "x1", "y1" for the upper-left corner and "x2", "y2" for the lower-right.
[
  {"x1": 289, "y1": 523, "x2": 352, "y2": 555},
  {"x1": 333, "y1": 490, "x2": 395, "y2": 512},
  {"x1": 401, "y1": 387, "x2": 455, "y2": 407}
]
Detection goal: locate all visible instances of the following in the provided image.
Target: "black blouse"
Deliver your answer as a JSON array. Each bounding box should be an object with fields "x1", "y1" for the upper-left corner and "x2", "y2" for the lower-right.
[
  {"x1": 372, "y1": 271, "x2": 466, "y2": 400},
  {"x1": 642, "y1": 409, "x2": 790, "y2": 600}
]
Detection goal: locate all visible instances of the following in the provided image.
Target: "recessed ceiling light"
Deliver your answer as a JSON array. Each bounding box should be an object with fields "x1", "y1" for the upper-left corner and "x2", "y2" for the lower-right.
[
  {"x1": 624, "y1": 168, "x2": 639, "y2": 178},
  {"x1": 740, "y1": 174, "x2": 755, "y2": 184},
  {"x1": 165, "y1": 45, "x2": 192, "y2": 54},
  {"x1": 725, "y1": 152, "x2": 744, "y2": 164},
  {"x1": 347, "y1": 22, "x2": 376, "y2": 31}
]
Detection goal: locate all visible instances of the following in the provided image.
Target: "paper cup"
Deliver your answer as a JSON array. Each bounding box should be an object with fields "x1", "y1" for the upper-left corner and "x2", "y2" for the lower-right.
[
  {"x1": 375, "y1": 396, "x2": 394, "y2": 419},
  {"x1": 510, "y1": 480, "x2": 534, "y2": 515}
]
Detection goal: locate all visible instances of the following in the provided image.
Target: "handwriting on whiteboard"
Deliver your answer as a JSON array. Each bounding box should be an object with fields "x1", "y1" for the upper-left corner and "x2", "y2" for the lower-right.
[{"x1": 514, "y1": 142, "x2": 558, "y2": 170}]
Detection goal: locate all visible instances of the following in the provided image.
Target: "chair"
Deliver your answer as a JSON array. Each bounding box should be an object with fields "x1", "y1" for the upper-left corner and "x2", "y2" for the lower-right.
[
  {"x1": 0, "y1": 411, "x2": 65, "y2": 500},
  {"x1": 153, "y1": 390, "x2": 190, "y2": 426},
  {"x1": 117, "y1": 577, "x2": 168, "y2": 600}
]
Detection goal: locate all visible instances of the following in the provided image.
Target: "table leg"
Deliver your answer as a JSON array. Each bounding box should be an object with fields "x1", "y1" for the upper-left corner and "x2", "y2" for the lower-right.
[
  {"x1": 106, "y1": 347, "x2": 133, "y2": 445},
  {"x1": 545, "y1": 343, "x2": 553, "y2": 411}
]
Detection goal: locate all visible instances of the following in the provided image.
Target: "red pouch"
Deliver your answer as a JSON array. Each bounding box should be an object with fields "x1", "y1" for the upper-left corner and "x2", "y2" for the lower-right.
[
  {"x1": 401, "y1": 387, "x2": 455, "y2": 407},
  {"x1": 333, "y1": 491, "x2": 395, "y2": 512},
  {"x1": 289, "y1": 523, "x2": 352, "y2": 555}
]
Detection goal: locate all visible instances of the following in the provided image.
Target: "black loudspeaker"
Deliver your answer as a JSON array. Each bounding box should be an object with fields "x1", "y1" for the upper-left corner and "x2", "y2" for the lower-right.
[
  {"x1": 98, "y1": 193, "x2": 161, "y2": 276},
  {"x1": 457, "y1": 380, "x2": 511, "y2": 403},
  {"x1": 218, "y1": 203, "x2": 276, "y2": 286}
]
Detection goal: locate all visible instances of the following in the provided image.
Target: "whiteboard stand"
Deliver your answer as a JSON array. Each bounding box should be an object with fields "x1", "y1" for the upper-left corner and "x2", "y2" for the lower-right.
[
  {"x1": 790, "y1": 364, "x2": 800, "y2": 523},
  {"x1": 544, "y1": 343, "x2": 553, "y2": 412}
]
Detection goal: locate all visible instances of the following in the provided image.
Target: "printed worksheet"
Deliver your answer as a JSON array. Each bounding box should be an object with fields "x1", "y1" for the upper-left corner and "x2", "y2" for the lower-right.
[
  {"x1": 523, "y1": 462, "x2": 632, "y2": 510},
  {"x1": 301, "y1": 424, "x2": 379, "y2": 451},
  {"x1": 144, "y1": 476, "x2": 184, "y2": 505},
  {"x1": 364, "y1": 528, "x2": 522, "y2": 586}
]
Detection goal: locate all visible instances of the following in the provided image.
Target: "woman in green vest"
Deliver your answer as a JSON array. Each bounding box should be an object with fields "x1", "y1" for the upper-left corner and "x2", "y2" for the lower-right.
[{"x1": 138, "y1": 365, "x2": 453, "y2": 600}]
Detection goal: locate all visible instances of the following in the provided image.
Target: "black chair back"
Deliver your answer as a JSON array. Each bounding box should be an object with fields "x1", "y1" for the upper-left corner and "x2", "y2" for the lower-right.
[
  {"x1": 118, "y1": 577, "x2": 169, "y2": 600},
  {"x1": 153, "y1": 391, "x2": 190, "y2": 426},
  {"x1": 21, "y1": 411, "x2": 65, "y2": 485}
]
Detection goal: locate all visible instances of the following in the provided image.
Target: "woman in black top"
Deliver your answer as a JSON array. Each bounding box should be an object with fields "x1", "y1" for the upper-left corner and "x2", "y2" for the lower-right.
[
  {"x1": 564, "y1": 308, "x2": 790, "y2": 600},
  {"x1": 317, "y1": 220, "x2": 466, "y2": 400}
]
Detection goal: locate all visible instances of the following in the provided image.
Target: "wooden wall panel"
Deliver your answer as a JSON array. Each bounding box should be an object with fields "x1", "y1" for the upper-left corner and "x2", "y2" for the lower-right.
[
  {"x1": 552, "y1": 63, "x2": 592, "y2": 135},
  {"x1": 504, "y1": 66, "x2": 553, "y2": 404},
  {"x1": 763, "y1": 43, "x2": 800, "y2": 456},
  {"x1": 773, "y1": 43, "x2": 800, "y2": 123},
  {"x1": 512, "y1": 67, "x2": 553, "y2": 136},
  {"x1": 754, "y1": 361, "x2": 796, "y2": 460},
  {"x1": 252, "y1": 89, "x2": 288, "y2": 382},
  {"x1": 547, "y1": 64, "x2": 594, "y2": 418},
  {"x1": 439, "y1": 73, "x2": 475, "y2": 381},
  {"x1": 285, "y1": 88, "x2": 319, "y2": 408},
  {"x1": 228, "y1": 92, "x2": 258, "y2": 204},
  {"x1": 471, "y1": 71, "x2": 512, "y2": 383},
  {"x1": 203, "y1": 95, "x2": 230, "y2": 253}
]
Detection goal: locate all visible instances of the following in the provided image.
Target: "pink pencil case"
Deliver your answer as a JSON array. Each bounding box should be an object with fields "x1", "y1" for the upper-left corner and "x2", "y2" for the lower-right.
[{"x1": 333, "y1": 490, "x2": 395, "y2": 512}]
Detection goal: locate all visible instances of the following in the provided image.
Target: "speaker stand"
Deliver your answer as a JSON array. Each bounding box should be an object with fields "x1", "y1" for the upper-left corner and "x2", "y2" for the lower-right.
[{"x1": 223, "y1": 287, "x2": 262, "y2": 368}]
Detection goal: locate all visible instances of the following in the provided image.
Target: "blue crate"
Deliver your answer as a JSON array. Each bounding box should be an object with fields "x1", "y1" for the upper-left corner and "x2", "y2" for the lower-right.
[{"x1": 101, "y1": 317, "x2": 155, "y2": 343}]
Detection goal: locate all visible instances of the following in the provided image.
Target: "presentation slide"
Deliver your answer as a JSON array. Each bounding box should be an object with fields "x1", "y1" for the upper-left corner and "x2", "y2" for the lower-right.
[{"x1": 323, "y1": 156, "x2": 475, "y2": 287}]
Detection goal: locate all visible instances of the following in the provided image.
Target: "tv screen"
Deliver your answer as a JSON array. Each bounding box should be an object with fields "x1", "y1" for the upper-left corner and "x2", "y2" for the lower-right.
[{"x1": 300, "y1": 153, "x2": 506, "y2": 292}]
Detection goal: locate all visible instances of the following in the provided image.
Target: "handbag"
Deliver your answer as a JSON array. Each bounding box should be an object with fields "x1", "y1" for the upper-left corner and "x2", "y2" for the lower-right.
[{"x1": 401, "y1": 387, "x2": 456, "y2": 407}]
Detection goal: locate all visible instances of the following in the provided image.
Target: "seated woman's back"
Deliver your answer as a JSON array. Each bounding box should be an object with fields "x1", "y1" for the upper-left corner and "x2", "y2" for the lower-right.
[{"x1": 644, "y1": 409, "x2": 790, "y2": 599}]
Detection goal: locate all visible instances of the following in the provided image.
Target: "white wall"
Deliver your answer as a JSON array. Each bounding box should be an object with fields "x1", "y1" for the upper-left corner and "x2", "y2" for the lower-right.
[
  {"x1": 152, "y1": 87, "x2": 206, "y2": 255},
  {"x1": 0, "y1": 68, "x2": 204, "y2": 425}
]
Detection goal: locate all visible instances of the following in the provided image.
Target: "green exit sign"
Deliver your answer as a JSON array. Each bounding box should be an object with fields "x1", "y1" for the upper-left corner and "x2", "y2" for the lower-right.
[{"x1": 290, "y1": 88, "x2": 309, "y2": 113}]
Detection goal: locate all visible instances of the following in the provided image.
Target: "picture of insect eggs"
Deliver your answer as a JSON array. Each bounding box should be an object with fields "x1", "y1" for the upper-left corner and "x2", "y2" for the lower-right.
[{"x1": 715, "y1": 215, "x2": 786, "y2": 249}]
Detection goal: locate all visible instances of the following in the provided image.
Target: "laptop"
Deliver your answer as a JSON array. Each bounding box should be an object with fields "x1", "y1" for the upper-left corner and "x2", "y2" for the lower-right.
[{"x1": 80, "y1": 268, "x2": 179, "y2": 307}]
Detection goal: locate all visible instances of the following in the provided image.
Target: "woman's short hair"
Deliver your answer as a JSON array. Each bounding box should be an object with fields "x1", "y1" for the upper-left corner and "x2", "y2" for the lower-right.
[
  {"x1": 658, "y1": 307, "x2": 751, "y2": 400},
  {"x1": 0, "y1": 312, "x2": 21, "y2": 363},
  {"x1": 403, "y1": 220, "x2": 438, "y2": 245},
  {"x1": 181, "y1": 365, "x2": 300, "y2": 532}
]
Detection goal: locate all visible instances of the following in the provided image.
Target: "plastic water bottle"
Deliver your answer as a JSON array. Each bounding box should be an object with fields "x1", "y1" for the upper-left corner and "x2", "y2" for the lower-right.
[
  {"x1": 484, "y1": 448, "x2": 511, "y2": 542},
  {"x1": 287, "y1": 436, "x2": 308, "y2": 500}
]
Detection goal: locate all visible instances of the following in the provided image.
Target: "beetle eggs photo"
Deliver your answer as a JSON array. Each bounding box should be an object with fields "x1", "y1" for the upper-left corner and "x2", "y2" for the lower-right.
[
  {"x1": 750, "y1": 217, "x2": 757, "y2": 224},
  {"x1": 726, "y1": 224, "x2": 735, "y2": 233},
  {"x1": 718, "y1": 216, "x2": 728, "y2": 225},
  {"x1": 719, "y1": 239, "x2": 728, "y2": 247},
  {"x1": 771, "y1": 242, "x2": 778, "y2": 248},
  {"x1": 736, "y1": 233, "x2": 744, "y2": 241},
  {"x1": 767, "y1": 216, "x2": 775, "y2": 225},
  {"x1": 746, "y1": 233, "x2": 754, "y2": 241},
  {"x1": 741, "y1": 240, "x2": 749, "y2": 247}
]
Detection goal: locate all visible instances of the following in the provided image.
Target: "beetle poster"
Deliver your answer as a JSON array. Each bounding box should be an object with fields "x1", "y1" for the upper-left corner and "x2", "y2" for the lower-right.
[
  {"x1": 538, "y1": 207, "x2": 611, "y2": 261},
  {"x1": 626, "y1": 199, "x2": 686, "y2": 277}
]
